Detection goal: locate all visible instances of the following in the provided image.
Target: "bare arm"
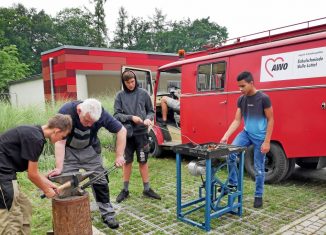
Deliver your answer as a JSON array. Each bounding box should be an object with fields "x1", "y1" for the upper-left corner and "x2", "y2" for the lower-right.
[
  {"x1": 47, "y1": 140, "x2": 66, "y2": 177},
  {"x1": 115, "y1": 126, "x2": 127, "y2": 167},
  {"x1": 261, "y1": 107, "x2": 274, "y2": 153},
  {"x1": 220, "y1": 108, "x2": 242, "y2": 143},
  {"x1": 27, "y1": 161, "x2": 57, "y2": 198}
]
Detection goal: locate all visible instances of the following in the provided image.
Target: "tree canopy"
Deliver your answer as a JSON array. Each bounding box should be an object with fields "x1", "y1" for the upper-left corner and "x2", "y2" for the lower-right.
[
  {"x1": 0, "y1": 45, "x2": 29, "y2": 92},
  {"x1": 0, "y1": 3, "x2": 229, "y2": 86}
]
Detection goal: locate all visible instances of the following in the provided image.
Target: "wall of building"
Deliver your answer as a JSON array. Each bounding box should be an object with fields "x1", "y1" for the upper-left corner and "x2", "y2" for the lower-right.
[
  {"x1": 9, "y1": 79, "x2": 45, "y2": 107},
  {"x1": 41, "y1": 46, "x2": 178, "y2": 101}
]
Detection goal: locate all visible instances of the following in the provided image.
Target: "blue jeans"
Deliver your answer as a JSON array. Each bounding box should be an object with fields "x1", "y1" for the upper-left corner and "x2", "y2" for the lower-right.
[{"x1": 227, "y1": 130, "x2": 265, "y2": 197}]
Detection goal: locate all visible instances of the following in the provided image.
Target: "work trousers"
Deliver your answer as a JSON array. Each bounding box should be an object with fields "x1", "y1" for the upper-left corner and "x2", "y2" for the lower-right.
[
  {"x1": 63, "y1": 146, "x2": 115, "y2": 220},
  {"x1": 0, "y1": 180, "x2": 32, "y2": 235}
]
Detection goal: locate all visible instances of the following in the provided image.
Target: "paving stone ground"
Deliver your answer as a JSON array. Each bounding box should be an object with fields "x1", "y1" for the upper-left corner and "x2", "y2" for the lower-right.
[
  {"x1": 91, "y1": 164, "x2": 326, "y2": 235},
  {"x1": 272, "y1": 203, "x2": 326, "y2": 235}
]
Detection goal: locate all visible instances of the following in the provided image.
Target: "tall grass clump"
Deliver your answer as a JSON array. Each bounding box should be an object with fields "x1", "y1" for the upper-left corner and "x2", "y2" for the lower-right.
[{"x1": 0, "y1": 97, "x2": 117, "y2": 171}]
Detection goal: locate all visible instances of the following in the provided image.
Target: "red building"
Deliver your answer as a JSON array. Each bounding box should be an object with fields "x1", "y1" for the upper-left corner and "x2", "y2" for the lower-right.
[{"x1": 41, "y1": 45, "x2": 178, "y2": 101}]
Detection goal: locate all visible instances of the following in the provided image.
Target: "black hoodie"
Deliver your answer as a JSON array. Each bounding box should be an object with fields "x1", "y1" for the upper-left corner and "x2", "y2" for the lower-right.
[{"x1": 114, "y1": 75, "x2": 154, "y2": 136}]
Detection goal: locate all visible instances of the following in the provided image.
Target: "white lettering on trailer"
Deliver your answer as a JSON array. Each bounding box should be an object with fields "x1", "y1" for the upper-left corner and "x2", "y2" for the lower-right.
[{"x1": 260, "y1": 47, "x2": 326, "y2": 82}]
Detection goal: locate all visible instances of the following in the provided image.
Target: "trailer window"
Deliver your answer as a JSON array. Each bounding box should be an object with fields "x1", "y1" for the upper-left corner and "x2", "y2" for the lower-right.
[{"x1": 197, "y1": 62, "x2": 226, "y2": 92}]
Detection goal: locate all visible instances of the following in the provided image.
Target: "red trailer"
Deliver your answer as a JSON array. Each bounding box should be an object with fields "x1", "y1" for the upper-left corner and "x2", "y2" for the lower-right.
[{"x1": 144, "y1": 18, "x2": 326, "y2": 183}]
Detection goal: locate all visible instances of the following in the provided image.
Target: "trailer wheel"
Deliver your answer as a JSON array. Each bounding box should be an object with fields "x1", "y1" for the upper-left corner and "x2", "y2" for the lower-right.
[
  {"x1": 244, "y1": 143, "x2": 288, "y2": 183},
  {"x1": 296, "y1": 158, "x2": 318, "y2": 169},
  {"x1": 148, "y1": 130, "x2": 162, "y2": 157},
  {"x1": 283, "y1": 158, "x2": 296, "y2": 181}
]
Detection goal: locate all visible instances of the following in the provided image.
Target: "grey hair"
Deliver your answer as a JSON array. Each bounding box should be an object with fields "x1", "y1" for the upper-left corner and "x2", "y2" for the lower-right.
[{"x1": 79, "y1": 98, "x2": 102, "y2": 121}]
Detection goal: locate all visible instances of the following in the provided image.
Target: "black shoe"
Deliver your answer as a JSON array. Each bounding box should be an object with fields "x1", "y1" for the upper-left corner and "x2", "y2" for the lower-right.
[
  {"x1": 254, "y1": 197, "x2": 263, "y2": 208},
  {"x1": 116, "y1": 189, "x2": 129, "y2": 203},
  {"x1": 143, "y1": 188, "x2": 161, "y2": 200},
  {"x1": 218, "y1": 184, "x2": 237, "y2": 195},
  {"x1": 102, "y1": 216, "x2": 119, "y2": 229}
]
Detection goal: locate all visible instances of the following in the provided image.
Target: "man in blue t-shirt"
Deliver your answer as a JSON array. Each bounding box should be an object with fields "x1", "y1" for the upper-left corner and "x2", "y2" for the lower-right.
[
  {"x1": 220, "y1": 71, "x2": 274, "y2": 208},
  {"x1": 48, "y1": 98, "x2": 127, "y2": 229}
]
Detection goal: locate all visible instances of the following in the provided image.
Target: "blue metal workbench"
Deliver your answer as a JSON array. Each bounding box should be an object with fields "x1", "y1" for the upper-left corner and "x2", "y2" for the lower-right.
[{"x1": 174, "y1": 143, "x2": 246, "y2": 231}]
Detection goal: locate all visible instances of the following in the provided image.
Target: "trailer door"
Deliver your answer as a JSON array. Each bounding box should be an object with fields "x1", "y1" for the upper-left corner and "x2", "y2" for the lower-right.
[{"x1": 183, "y1": 61, "x2": 228, "y2": 143}]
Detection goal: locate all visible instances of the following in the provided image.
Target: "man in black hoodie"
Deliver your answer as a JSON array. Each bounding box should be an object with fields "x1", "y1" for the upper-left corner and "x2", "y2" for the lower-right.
[{"x1": 114, "y1": 70, "x2": 161, "y2": 203}]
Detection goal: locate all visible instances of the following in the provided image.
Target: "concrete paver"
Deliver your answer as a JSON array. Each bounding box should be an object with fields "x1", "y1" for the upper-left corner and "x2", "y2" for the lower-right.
[{"x1": 273, "y1": 204, "x2": 326, "y2": 235}]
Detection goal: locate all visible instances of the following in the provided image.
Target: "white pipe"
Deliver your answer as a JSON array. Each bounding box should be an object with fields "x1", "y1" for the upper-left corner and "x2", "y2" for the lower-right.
[{"x1": 49, "y1": 57, "x2": 55, "y2": 106}]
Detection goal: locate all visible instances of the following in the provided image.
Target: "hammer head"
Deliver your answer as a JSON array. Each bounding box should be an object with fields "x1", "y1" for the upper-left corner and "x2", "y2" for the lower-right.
[
  {"x1": 49, "y1": 171, "x2": 94, "y2": 186},
  {"x1": 49, "y1": 171, "x2": 94, "y2": 198}
]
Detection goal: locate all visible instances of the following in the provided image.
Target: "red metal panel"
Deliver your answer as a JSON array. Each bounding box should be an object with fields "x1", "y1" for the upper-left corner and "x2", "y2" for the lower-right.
[
  {"x1": 60, "y1": 54, "x2": 127, "y2": 64},
  {"x1": 65, "y1": 62, "x2": 103, "y2": 70},
  {"x1": 67, "y1": 85, "x2": 77, "y2": 93},
  {"x1": 102, "y1": 63, "x2": 122, "y2": 71},
  {"x1": 64, "y1": 49, "x2": 90, "y2": 55},
  {"x1": 41, "y1": 50, "x2": 65, "y2": 61}
]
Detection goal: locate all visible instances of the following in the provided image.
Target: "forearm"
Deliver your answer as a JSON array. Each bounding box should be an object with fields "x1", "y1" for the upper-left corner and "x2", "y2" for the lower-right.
[
  {"x1": 223, "y1": 120, "x2": 241, "y2": 139},
  {"x1": 28, "y1": 171, "x2": 50, "y2": 192},
  {"x1": 115, "y1": 127, "x2": 127, "y2": 158},
  {"x1": 55, "y1": 140, "x2": 66, "y2": 170},
  {"x1": 264, "y1": 118, "x2": 274, "y2": 143}
]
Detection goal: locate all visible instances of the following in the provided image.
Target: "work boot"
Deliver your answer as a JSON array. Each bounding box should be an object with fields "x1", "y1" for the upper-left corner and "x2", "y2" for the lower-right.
[
  {"x1": 116, "y1": 189, "x2": 129, "y2": 203},
  {"x1": 218, "y1": 184, "x2": 237, "y2": 195},
  {"x1": 102, "y1": 216, "x2": 119, "y2": 229},
  {"x1": 143, "y1": 188, "x2": 161, "y2": 200},
  {"x1": 254, "y1": 197, "x2": 263, "y2": 208}
]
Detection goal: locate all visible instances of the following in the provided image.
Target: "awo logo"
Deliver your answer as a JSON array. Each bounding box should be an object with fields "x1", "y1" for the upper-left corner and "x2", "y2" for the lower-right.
[{"x1": 264, "y1": 57, "x2": 288, "y2": 77}]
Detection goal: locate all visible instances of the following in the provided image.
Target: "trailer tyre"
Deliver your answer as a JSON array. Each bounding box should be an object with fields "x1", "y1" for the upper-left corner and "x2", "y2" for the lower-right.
[
  {"x1": 244, "y1": 143, "x2": 288, "y2": 183},
  {"x1": 148, "y1": 130, "x2": 162, "y2": 157}
]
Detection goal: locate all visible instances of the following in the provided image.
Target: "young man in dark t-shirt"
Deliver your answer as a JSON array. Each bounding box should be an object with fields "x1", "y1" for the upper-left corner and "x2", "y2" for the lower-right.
[
  {"x1": 47, "y1": 98, "x2": 126, "y2": 229},
  {"x1": 0, "y1": 114, "x2": 72, "y2": 235},
  {"x1": 220, "y1": 71, "x2": 274, "y2": 208}
]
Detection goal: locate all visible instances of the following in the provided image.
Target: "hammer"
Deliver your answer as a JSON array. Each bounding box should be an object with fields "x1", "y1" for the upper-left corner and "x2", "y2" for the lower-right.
[{"x1": 40, "y1": 171, "x2": 93, "y2": 199}]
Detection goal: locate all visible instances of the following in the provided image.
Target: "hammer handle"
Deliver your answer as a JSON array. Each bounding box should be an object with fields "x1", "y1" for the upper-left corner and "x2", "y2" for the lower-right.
[{"x1": 40, "y1": 180, "x2": 72, "y2": 199}]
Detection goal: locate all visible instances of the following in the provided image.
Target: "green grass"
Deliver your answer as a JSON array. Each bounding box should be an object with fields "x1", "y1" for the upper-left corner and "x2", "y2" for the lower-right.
[{"x1": 3, "y1": 100, "x2": 326, "y2": 234}]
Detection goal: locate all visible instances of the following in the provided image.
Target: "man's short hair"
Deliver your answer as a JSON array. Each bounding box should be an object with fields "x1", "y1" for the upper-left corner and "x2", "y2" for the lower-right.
[
  {"x1": 79, "y1": 98, "x2": 102, "y2": 121},
  {"x1": 237, "y1": 71, "x2": 254, "y2": 83}
]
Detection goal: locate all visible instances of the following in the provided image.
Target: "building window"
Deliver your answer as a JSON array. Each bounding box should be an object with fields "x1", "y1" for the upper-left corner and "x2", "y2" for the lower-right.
[{"x1": 197, "y1": 62, "x2": 226, "y2": 92}]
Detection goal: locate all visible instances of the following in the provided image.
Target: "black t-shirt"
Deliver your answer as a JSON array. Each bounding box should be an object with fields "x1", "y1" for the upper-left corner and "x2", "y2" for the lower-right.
[
  {"x1": 0, "y1": 125, "x2": 45, "y2": 180},
  {"x1": 59, "y1": 101, "x2": 123, "y2": 153}
]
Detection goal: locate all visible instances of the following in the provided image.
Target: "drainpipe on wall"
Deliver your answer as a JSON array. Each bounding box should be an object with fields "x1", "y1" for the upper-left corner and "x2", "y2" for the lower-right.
[{"x1": 49, "y1": 57, "x2": 55, "y2": 107}]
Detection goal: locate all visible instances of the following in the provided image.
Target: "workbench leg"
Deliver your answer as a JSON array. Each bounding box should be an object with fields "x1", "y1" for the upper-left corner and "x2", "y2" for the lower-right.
[
  {"x1": 204, "y1": 159, "x2": 212, "y2": 231},
  {"x1": 237, "y1": 152, "x2": 245, "y2": 216},
  {"x1": 176, "y1": 153, "x2": 182, "y2": 218}
]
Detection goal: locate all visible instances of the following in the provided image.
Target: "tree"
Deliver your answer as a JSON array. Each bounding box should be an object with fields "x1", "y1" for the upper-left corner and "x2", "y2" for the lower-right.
[
  {"x1": 110, "y1": 8, "x2": 228, "y2": 53},
  {"x1": 92, "y1": 0, "x2": 108, "y2": 47},
  {"x1": 0, "y1": 4, "x2": 55, "y2": 74},
  {"x1": 110, "y1": 7, "x2": 128, "y2": 49},
  {"x1": 54, "y1": 8, "x2": 98, "y2": 47},
  {"x1": 0, "y1": 45, "x2": 29, "y2": 92}
]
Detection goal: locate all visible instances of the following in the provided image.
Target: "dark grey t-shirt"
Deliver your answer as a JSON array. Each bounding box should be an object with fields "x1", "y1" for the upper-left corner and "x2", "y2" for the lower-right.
[{"x1": 237, "y1": 91, "x2": 272, "y2": 140}]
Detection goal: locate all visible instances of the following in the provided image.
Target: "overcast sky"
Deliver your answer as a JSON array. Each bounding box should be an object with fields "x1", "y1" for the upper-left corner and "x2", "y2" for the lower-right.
[{"x1": 2, "y1": 0, "x2": 326, "y2": 40}]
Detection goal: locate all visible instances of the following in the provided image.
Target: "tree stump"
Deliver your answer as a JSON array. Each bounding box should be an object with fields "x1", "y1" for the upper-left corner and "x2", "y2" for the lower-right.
[{"x1": 52, "y1": 193, "x2": 92, "y2": 235}]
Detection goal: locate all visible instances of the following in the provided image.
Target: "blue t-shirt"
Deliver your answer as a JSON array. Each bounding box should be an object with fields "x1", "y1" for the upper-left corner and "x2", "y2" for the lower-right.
[
  {"x1": 237, "y1": 91, "x2": 272, "y2": 140},
  {"x1": 59, "y1": 101, "x2": 122, "y2": 153}
]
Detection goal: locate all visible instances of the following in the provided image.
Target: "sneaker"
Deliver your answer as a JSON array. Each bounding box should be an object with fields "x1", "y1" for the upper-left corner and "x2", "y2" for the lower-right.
[
  {"x1": 102, "y1": 216, "x2": 119, "y2": 229},
  {"x1": 116, "y1": 189, "x2": 129, "y2": 203},
  {"x1": 143, "y1": 188, "x2": 161, "y2": 200},
  {"x1": 254, "y1": 197, "x2": 263, "y2": 208}
]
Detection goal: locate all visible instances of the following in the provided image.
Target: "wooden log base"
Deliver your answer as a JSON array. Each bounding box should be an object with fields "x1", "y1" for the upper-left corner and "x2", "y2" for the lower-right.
[{"x1": 52, "y1": 193, "x2": 92, "y2": 235}]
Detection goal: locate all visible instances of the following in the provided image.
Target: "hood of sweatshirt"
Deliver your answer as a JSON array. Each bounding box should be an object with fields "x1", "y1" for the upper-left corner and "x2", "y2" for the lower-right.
[{"x1": 122, "y1": 73, "x2": 139, "y2": 93}]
